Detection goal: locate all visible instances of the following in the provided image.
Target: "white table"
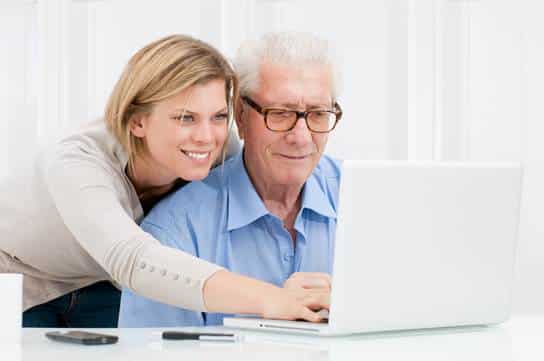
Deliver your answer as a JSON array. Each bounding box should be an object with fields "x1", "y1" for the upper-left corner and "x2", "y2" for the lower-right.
[{"x1": 2, "y1": 316, "x2": 543, "y2": 361}]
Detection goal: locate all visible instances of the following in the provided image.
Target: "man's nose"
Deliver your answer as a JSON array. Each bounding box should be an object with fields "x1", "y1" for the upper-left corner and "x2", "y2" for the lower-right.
[{"x1": 286, "y1": 115, "x2": 312, "y2": 143}]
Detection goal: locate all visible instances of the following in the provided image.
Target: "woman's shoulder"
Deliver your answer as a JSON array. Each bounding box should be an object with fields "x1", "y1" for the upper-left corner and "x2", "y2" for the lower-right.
[
  {"x1": 38, "y1": 120, "x2": 135, "y2": 204},
  {"x1": 44, "y1": 119, "x2": 128, "y2": 173}
]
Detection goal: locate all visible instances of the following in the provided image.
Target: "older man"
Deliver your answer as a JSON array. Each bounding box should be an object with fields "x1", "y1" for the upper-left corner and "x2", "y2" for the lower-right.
[{"x1": 118, "y1": 32, "x2": 343, "y2": 327}]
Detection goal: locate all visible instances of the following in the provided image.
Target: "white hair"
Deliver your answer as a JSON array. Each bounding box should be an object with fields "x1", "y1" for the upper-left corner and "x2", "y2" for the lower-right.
[{"x1": 233, "y1": 31, "x2": 342, "y2": 100}]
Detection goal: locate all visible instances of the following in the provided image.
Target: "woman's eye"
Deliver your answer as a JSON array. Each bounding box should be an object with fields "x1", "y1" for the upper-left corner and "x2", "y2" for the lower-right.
[
  {"x1": 174, "y1": 115, "x2": 194, "y2": 123},
  {"x1": 214, "y1": 113, "x2": 228, "y2": 122}
]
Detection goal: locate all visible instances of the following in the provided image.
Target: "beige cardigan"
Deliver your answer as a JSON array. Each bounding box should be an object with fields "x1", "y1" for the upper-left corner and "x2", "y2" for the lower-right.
[{"x1": 0, "y1": 120, "x2": 239, "y2": 311}]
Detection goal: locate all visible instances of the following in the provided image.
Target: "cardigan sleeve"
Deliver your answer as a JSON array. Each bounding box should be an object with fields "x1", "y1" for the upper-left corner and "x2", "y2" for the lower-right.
[{"x1": 42, "y1": 147, "x2": 223, "y2": 311}]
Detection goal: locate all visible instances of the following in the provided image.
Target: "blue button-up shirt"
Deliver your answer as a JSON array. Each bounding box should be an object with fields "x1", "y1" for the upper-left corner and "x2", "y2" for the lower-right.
[{"x1": 118, "y1": 150, "x2": 341, "y2": 327}]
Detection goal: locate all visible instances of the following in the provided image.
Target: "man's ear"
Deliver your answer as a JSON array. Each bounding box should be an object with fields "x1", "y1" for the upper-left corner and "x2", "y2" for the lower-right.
[
  {"x1": 129, "y1": 114, "x2": 147, "y2": 138},
  {"x1": 234, "y1": 99, "x2": 245, "y2": 140}
]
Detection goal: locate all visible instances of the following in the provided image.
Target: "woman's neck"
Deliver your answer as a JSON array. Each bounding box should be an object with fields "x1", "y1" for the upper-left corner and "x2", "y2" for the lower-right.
[{"x1": 126, "y1": 155, "x2": 177, "y2": 201}]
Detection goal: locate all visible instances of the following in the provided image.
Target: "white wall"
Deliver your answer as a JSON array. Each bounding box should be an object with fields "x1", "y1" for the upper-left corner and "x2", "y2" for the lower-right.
[
  {"x1": 0, "y1": 1, "x2": 37, "y2": 178},
  {"x1": 1, "y1": 0, "x2": 542, "y2": 315},
  {"x1": 448, "y1": 0, "x2": 543, "y2": 315},
  {"x1": 515, "y1": 0, "x2": 544, "y2": 315}
]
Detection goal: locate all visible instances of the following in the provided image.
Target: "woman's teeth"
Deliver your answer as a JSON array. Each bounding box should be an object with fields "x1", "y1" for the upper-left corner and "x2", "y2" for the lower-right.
[{"x1": 183, "y1": 151, "x2": 209, "y2": 160}]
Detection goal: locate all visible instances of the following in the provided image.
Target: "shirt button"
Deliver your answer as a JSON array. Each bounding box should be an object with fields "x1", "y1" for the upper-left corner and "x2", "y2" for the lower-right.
[
  {"x1": 160, "y1": 269, "x2": 167, "y2": 276},
  {"x1": 173, "y1": 274, "x2": 180, "y2": 281},
  {"x1": 184, "y1": 277, "x2": 192, "y2": 286},
  {"x1": 140, "y1": 262, "x2": 146, "y2": 269},
  {"x1": 149, "y1": 266, "x2": 155, "y2": 272},
  {"x1": 283, "y1": 254, "x2": 292, "y2": 262}
]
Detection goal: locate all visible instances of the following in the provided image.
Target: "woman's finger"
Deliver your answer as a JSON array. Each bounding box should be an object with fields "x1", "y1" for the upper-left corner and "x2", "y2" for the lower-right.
[{"x1": 296, "y1": 306, "x2": 322, "y2": 323}]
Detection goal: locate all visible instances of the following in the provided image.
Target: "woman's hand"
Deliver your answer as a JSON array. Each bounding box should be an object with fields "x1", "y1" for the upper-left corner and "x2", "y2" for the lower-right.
[
  {"x1": 260, "y1": 286, "x2": 330, "y2": 323},
  {"x1": 260, "y1": 272, "x2": 332, "y2": 322},
  {"x1": 203, "y1": 270, "x2": 329, "y2": 322}
]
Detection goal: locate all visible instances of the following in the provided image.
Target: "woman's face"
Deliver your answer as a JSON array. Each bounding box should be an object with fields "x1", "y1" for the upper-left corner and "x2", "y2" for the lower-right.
[{"x1": 131, "y1": 78, "x2": 229, "y2": 184}]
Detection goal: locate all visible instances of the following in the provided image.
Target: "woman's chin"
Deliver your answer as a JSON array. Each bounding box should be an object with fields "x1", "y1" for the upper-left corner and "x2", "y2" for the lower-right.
[{"x1": 177, "y1": 168, "x2": 211, "y2": 182}]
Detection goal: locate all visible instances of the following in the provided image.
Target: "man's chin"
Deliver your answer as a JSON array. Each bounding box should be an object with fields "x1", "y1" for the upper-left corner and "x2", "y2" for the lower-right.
[{"x1": 272, "y1": 170, "x2": 312, "y2": 187}]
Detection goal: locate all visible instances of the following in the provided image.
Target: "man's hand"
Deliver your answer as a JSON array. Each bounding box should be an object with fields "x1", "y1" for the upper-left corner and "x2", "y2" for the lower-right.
[{"x1": 283, "y1": 272, "x2": 331, "y2": 291}]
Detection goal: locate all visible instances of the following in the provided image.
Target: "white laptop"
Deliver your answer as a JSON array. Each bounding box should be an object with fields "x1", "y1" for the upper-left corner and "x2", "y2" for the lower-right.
[{"x1": 224, "y1": 160, "x2": 523, "y2": 336}]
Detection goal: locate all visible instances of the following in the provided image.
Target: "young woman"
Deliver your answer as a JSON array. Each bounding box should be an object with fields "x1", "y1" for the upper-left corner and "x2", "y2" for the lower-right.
[{"x1": 0, "y1": 35, "x2": 328, "y2": 327}]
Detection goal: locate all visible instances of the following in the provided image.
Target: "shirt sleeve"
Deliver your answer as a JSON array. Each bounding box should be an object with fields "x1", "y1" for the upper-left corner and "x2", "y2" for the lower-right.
[
  {"x1": 118, "y1": 221, "x2": 205, "y2": 327},
  {"x1": 42, "y1": 147, "x2": 224, "y2": 311}
]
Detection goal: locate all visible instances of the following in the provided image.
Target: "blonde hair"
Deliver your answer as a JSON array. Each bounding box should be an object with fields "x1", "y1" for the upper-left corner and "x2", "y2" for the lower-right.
[{"x1": 105, "y1": 34, "x2": 238, "y2": 169}]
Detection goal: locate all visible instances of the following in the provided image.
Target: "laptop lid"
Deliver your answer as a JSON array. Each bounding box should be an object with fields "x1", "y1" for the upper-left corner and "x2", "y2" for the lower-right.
[
  {"x1": 328, "y1": 161, "x2": 522, "y2": 334},
  {"x1": 224, "y1": 161, "x2": 522, "y2": 335}
]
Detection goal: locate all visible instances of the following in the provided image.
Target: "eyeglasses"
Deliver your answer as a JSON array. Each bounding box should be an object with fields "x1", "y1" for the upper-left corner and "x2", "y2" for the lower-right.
[{"x1": 242, "y1": 96, "x2": 342, "y2": 133}]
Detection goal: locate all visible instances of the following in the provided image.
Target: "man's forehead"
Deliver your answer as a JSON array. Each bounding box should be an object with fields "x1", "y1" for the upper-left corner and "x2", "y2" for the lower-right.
[
  {"x1": 255, "y1": 62, "x2": 333, "y2": 105},
  {"x1": 255, "y1": 88, "x2": 333, "y2": 106},
  {"x1": 255, "y1": 92, "x2": 333, "y2": 108}
]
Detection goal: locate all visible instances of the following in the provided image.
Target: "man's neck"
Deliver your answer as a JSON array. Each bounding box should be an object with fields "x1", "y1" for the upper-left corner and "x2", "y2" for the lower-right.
[
  {"x1": 261, "y1": 189, "x2": 302, "y2": 229},
  {"x1": 261, "y1": 191, "x2": 301, "y2": 243},
  {"x1": 243, "y1": 157, "x2": 304, "y2": 234}
]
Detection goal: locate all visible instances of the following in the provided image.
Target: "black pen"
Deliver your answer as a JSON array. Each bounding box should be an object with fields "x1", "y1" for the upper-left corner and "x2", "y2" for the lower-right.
[{"x1": 162, "y1": 331, "x2": 238, "y2": 342}]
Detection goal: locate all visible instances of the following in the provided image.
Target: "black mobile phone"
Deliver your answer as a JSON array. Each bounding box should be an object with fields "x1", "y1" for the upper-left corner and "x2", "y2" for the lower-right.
[{"x1": 45, "y1": 331, "x2": 119, "y2": 345}]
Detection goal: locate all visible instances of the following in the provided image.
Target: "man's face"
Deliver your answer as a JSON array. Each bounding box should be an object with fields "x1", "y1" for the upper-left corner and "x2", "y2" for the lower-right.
[{"x1": 238, "y1": 62, "x2": 333, "y2": 189}]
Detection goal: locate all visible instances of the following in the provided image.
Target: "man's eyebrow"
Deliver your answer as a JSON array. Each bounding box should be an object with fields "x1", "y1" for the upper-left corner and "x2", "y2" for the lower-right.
[
  {"x1": 281, "y1": 102, "x2": 300, "y2": 108},
  {"x1": 307, "y1": 104, "x2": 333, "y2": 109},
  {"x1": 271, "y1": 102, "x2": 332, "y2": 109}
]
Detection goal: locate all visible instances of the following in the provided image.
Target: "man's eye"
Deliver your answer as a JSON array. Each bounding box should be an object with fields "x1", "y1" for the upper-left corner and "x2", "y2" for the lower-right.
[
  {"x1": 271, "y1": 111, "x2": 293, "y2": 118},
  {"x1": 312, "y1": 111, "x2": 329, "y2": 118}
]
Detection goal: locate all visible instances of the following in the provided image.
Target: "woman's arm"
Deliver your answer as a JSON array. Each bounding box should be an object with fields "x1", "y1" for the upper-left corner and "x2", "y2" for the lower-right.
[
  {"x1": 204, "y1": 270, "x2": 329, "y2": 322},
  {"x1": 43, "y1": 149, "x2": 327, "y2": 321}
]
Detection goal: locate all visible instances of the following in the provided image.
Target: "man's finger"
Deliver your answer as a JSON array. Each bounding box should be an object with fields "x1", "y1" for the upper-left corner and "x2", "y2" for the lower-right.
[
  {"x1": 300, "y1": 278, "x2": 330, "y2": 289},
  {"x1": 302, "y1": 292, "x2": 330, "y2": 310}
]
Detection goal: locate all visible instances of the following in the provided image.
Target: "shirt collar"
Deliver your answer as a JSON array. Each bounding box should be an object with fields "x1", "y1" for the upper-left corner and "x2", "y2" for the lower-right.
[
  {"x1": 299, "y1": 172, "x2": 337, "y2": 219},
  {"x1": 227, "y1": 150, "x2": 337, "y2": 231},
  {"x1": 227, "y1": 151, "x2": 270, "y2": 231}
]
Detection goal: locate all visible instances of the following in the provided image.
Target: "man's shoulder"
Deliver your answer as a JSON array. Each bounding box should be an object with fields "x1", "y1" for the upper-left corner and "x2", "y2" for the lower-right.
[
  {"x1": 143, "y1": 160, "x2": 232, "y2": 227},
  {"x1": 314, "y1": 154, "x2": 342, "y2": 181},
  {"x1": 305, "y1": 154, "x2": 342, "y2": 212},
  {"x1": 174, "y1": 158, "x2": 235, "y2": 204},
  {"x1": 141, "y1": 163, "x2": 232, "y2": 254}
]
